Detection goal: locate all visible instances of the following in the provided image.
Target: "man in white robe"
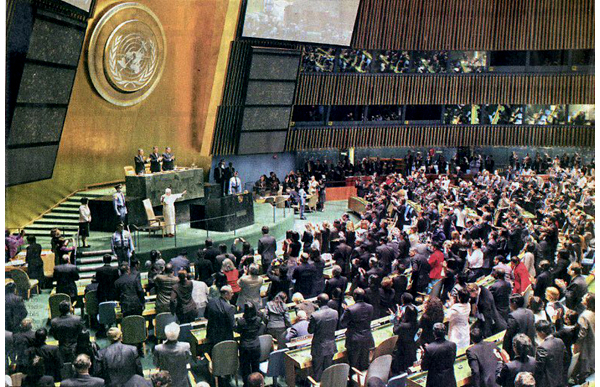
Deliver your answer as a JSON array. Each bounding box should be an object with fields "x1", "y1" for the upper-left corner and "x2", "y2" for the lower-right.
[{"x1": 161, "y1": 188, "x2": 186, "y2": 237}]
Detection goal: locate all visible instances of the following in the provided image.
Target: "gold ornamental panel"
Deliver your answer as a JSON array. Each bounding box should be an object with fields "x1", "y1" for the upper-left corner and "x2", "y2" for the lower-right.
[{"x1": 88, "y1": 2, "x2": 167, "y2": 106}]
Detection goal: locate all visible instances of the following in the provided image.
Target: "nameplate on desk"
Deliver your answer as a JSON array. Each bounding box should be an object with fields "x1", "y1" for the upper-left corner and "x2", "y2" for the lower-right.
[{"x1": 236, "y1": 210, "x2": 247, "y2": 217}]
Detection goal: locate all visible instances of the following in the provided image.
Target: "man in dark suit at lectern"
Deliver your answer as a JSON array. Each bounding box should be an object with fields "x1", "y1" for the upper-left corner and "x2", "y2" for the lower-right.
[{"x1": 134, "y1": 148, "x2": 146, "y2": 175}]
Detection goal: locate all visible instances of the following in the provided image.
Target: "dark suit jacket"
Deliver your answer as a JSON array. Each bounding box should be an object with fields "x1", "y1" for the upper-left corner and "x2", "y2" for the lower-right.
[
  {"x1": 134, "y1": 155, "x2": 145, "y2": 174},
  {"x1": 60, "y1": 374, "x2": 105, "y2": 387},
  {"x1": 258, "y1": 235, "x2": 277, "y2": 267},
  {"x1": 325, "y1": 275, "x2": 348, "y2": 298},
  {"x1": 340, "y1": 301, "x2": 374, "y2": 349},
  {"x1": 502, "y1": 308, "x2": 535, "y2": 359},
  {"x1": 489, "y1": 279, "x2": 512, "y2": 320},
  {"x1": 293, "y1": 262, "x2": 318, "y2": 298},
  {"x1": 533, "y1": 270, "x2": 552, "y2": 299},
  {"x1": 477, "y1": 286, "x2": 505, "y2": 334},
  {"x1": 333, "y1": 243, "x2": 352, "y2": 270},
  {"x1": 194, "y1": 256, "x2": 214, "y2": 283},
  {"x1": 114, "y1": 273, "x2": 145, "y2": 316},
  {"x1": 149, "y1": 153, "x2": 161, "y2": 173},
  {"x1": 205, "y1": 297, "x2": 235, "y2": 345},
  {"x1": 466, "y1": 341, "x2": 500, "y2": 387},
  {"x1": 25, "y1": 344, "x2": 63, "y2": 382},
  {"x1": 96, "y1": 264, "x2": 120, "y2": 302},
  {"x1": 308, "y1": 306, "x2": 339, "y2": 358},
  {"x1": 565, "y1": 275, "x2": 587, "y2": 311},
  {"x1": 496, "y1": 356, "x2": 536, "y2": 387},
  {"x1": 422, "y1": 338, "x2": 457, "y2": 387},
  {"x1": 50, "y1": 315, "x2": 83, "y2": 361},
  {"x1": 54, "y1": 264, "x2": 80, "y2": 299},
  {"x1": 6, "y1": 292, "x2": 28, "y2": 332},
  {"x1": 169, "y1": 256, "x2": 190, "y2": 274},
  {"x1": 535, "y1": 335, "x2": 568, "y2": 387},
  {"x1": 98, "y1": 342, "x2": 143, "y2": 387},
  {"x1": 153, "y1": 341, "x2": 192, "y2": 387}
]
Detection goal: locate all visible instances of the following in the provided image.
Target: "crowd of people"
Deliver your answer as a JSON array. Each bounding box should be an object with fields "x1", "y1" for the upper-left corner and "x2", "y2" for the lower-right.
[
  {"x1": 301, "y1": 48, "x2": 489, "y2": 74},
  {"x1": 5, "y1": 150, "x2": 595, "y2": 387}
]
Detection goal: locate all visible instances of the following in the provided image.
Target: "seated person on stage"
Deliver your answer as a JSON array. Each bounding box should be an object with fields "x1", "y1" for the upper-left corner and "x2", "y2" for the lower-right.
[{"x1": 162, "y1": 146, "x2": 175, "y2": 171}]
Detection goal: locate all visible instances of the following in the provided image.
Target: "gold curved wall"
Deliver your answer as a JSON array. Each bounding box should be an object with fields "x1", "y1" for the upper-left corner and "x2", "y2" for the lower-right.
[{"x1": 5, "y1": 0, "x2": 242, "y2": 229}]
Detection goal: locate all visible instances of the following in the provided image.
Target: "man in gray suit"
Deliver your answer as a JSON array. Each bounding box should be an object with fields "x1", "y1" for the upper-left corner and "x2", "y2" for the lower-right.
[
  {"x1": 534, "y1": 320, "x2": 568, "y2": 387},
  {"x1": 502, "y1": 294, "x2": 535, "y2": 359},
  {"x1": 98, "y1": 327, "x2": 143, "y2": 387},
  {"x1": 60, "y1": 354, "x2": 105, "y2": 387},
  {"x1": 308, "y1": 294, "x2": 339, "y2": 381},
  {"x1": 258, "y1": 226, "x2": 277, "y2": 270},
  {"x1": 154, "y1": 322, "x2": 193, "y2": 387}
]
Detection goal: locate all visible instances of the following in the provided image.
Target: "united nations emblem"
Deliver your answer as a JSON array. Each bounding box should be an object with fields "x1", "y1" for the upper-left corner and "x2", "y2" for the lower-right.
[{"x1": 88, "y1": 3, "x2": 166, "y2": 106}]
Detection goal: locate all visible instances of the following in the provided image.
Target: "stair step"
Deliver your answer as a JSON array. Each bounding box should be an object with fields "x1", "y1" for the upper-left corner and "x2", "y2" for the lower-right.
[
  {"x1": 25, "y1": 224, "x2": 78, "y2": 231},
  {"x1": 77, "y1": 257, "x2": 104, "y2": 265},
  {"x1": 58, "y1": 202, "x2": 80, "y2": 208},
  {"x1": 78, "y1": 249, "x2": 112, "y2": 258},
  {"x1": 79, "y1": 272, "x2": 95, "y2": 279},
  {"x1": 52, "y1": 206, "x2": 79, "y2": 213},
  {"x1": 78, "y1": 262, "x2": 118, "y2": 272},
  {"x1": 43, "y1": 213, "x2": 80, "y2": 219},
  {"x1": 35, "y1": 218, "x2": 80, "y2": 225},
  {"x1": 72, "y1": 192, "x2": 108, "y2": 198}
]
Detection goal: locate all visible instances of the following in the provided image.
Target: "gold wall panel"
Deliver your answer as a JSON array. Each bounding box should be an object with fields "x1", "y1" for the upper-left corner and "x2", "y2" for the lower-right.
[{"x1": 6, "y1": 0, "x2": 242, "y2": 229}]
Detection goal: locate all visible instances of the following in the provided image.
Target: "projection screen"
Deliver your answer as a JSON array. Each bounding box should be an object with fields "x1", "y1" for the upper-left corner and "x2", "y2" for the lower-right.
[{"x1": 242, "y1": 0, "x2": 361, "y2": 46}]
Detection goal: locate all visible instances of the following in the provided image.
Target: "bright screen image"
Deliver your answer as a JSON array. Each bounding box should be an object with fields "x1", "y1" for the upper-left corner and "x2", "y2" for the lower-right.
[{"x1": 242, "y1": 0, "x2": 361, "y2": 46}]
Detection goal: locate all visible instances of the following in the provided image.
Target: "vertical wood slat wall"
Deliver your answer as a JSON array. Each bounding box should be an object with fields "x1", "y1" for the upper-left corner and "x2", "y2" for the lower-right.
[
  {"x1": 286, "y1": 126, "x2": 594, "y2": 150},
  {"x1": 352, "y1": 0, "x2": 594, "y2": 50},
  {"x1": 295, "y1": 74, "x2": 595, "y2": 106},
  {"x1": 211, "y1": 41, "x2": 252, "y2": 155}
]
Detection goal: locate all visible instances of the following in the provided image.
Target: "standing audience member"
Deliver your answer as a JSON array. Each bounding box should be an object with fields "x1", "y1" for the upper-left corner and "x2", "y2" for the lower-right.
[
  {"x1": 258, "y1": 226, "x2": 277, "y2": 270},
  {"x1": 235, "y1": 303, "x2": 265, "y2": 387},
  {"x1": 285, "y1": 310, "x2": 310, "y2": 342},
  {"x1": 447, "y1": 288, "x2": 471, "y2": 349},
  {"x1": 98, "y1": 327, "x2": 143, "y2": 387},
  {"x1": 49, "y1": 301, "x2": 83, "y2": 363},
  {"x1": 393, "y1": 293, "x2": 419, "y2": 373},
  {"x1": 466, "y1": 328, "x2": 500, "y2": 387},
  {"x1": 534, "y1": 320, "x2": 568, "y2": 387},
  {"x1": 308, "y1": 294, "x2": 338, "y2": 381},
  {"x1": 237, "y1": 264, "x2": 264, "y2": 309},
  {"x1": 340, "y1": 288, "x2": 374, "y2": 372},
  {"x1": 422, "y1": 323, "x2": 458, "y2": 387},
  {"x1": 155, "y1": 264, "x2": 178, "y2": 314},
  {"x1": 496, "y1": 334, "x2": 536, "y2": 387},
  {"x1": 25, "y1": 236, "x2": 44, "y2": 283},
  {"x1": 572, "y1": 293, "x2": 595, "y2": 384},
  {"x1": 96, "y1": 254, "x2": 119, "y2": 303},
  {"x1": 170, "y1": 271, "x2": 198, "y2": 323},
  {"x1": 265, "y1": 292, "x2": 291, "y2": 344},
  {"x1": 154, "y1": 323, "x2": 193, "y2": 387},
  {"x1": 115, "y1": 263, "x2": 145, "y2": 317},
  {"x1": 24, "y1": 328, "x2": 63, "y2": 385},
  {"x1": 54, "y1": 255, "x2": 79, "y2": 300},
  {"x1": 6, "y1": 282, "x2": 28, "y2": 333},
  {"x1": 503, "y1": 295, "x2": 535, "y2": 359},
  {"x1": 205, "y1": 285, "x2": 236, "y2": 349},
  {"x1": 60, "y1": 354, "x2": 104, "y2": 387}
]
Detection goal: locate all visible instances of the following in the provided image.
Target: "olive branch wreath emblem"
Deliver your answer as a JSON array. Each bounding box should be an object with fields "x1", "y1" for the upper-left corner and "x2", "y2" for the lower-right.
[{"x1": 108, "y1": 34, "x2": 158, "y2": 89}]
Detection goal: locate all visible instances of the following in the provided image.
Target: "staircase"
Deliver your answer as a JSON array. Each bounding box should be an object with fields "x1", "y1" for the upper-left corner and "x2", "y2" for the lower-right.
[
  {"x1": 22, "y1": 187, "x2": 121, "y2": 278},
  {"x1": 23, "y1": 191, "x2": 107, "y2": 247}
]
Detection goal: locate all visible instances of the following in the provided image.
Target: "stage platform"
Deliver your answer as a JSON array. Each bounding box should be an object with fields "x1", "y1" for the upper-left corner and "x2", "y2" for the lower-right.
[{"x1": 79, "y1": 200, "x2": 295, "y2": 263}]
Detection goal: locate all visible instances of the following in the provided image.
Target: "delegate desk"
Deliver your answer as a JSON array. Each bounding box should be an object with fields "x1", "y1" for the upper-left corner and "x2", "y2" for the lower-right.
[
  {"x1": 283, "y1": 275, "x2": 496, "y2": 387},
  {"x1": 407, "y1": 330, "x2": 506, "y2": 387}
]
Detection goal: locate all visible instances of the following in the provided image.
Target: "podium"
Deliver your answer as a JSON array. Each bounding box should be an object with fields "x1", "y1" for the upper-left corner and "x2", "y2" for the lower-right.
[{"x1": 190, "y1": 192, "x2": 254, "y2": 232}]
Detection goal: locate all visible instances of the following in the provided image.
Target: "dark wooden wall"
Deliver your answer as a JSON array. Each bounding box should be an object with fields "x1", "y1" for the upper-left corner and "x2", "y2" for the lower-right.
[
  {"x1": 352, "y1": 0, "x2": 594, "y2": 50},
  {"x1": 295, "y1": 74, "x2": 595, "y2": 106},
  {"x1": 287, "y1": 125, "x2": 594, "y2": 150}
]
